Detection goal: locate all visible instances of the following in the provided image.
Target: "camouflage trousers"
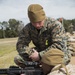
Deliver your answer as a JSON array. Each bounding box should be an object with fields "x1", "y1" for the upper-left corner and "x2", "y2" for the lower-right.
[
  {"x1": 14, "y1": 48, "x2": 71, "y2": 75},
  {"x1": 14, "y1": 54, "x2": 27, "y2": 68}
]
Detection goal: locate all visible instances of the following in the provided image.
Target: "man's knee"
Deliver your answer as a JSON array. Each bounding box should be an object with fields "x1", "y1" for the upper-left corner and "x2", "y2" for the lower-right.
[
  {"x1": 14, "y1": 55, "x2": 25, "y2": 68},
  {"x1": 14, "y1": 55, "x2": 21, "y2": 64}
]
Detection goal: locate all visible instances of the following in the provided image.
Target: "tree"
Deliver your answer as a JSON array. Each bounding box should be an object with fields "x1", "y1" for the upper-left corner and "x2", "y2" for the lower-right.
[
  {"x1": 2, "y1": 21, "x2": 9, "y2": 28},
  {"x1": 0, "y1": 23, "x2": 5, "y2": 38},
  {"x1": 8, "y1": 19, "x2": 19, "y2": 30},
  {"x1": 71, "y1": 19, "x2": 75, "y2": 31},
  {"x1": 0, "y1": 19, "x2": 24, "y2": 38},
  {"x1": 17, "y1": 21, "x2": 24, "y2": 32},
  {"x1": 8, "y1": 19, "x2": 19, "y2": 36}
]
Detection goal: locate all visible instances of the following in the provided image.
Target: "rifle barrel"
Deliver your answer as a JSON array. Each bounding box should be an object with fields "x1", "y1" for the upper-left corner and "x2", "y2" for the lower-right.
[
  {"x1": 0, "y1": 69, "x2": 8, "y2": 74},
  {"x1": 0, "y1": 68, "x2": 42, "y2": 75}
]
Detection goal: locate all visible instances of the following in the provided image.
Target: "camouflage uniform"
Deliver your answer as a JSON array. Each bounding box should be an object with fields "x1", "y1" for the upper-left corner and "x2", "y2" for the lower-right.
[{"x1": 14, "y1": 17, "x2": 71, "y2": 67}]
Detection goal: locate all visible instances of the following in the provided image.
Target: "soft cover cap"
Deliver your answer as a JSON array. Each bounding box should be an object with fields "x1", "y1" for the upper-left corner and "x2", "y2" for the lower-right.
[{"x1": 28, "y1": 4, "x2": 46, "y2": 22}]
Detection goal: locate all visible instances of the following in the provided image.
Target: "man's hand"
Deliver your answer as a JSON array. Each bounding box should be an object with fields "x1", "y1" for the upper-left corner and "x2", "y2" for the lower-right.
[{"x1": 29, "y1": 49, "x2": 40, "y2": 61}]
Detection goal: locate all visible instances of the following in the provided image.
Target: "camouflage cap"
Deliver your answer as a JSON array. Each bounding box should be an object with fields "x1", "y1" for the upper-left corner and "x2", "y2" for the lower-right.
[{"x1": 28, "y1": 4, "x2": 46, "y2": 22}]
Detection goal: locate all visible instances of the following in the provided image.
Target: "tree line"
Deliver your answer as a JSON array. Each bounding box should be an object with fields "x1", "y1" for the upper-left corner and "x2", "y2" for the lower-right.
[
  {"x1": 0, "y1": 19, "x2": 24, "y2": 38},
  {"x1": 0, "y1": 18, "x2": 75, "y2": 38}
]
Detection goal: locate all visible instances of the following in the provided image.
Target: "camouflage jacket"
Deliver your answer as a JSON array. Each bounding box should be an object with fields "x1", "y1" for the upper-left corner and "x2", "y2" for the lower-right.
[{"x1": 16, "y1": 17, "x2": 68, "y2": 58}]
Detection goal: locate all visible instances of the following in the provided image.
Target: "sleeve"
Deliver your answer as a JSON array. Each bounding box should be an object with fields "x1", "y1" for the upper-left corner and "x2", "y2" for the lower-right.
[
  {"x1": 39, "y1": 20, "x2": 67, "y2": 57},
  {"x1": 16, "y1": 24, "x2": 31, "y2": 55}
]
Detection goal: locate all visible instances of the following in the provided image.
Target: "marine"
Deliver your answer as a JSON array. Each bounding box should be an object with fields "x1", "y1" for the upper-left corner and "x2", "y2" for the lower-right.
[{"x1": 14, "y1": 4, "x2": 71, "y2": 75}]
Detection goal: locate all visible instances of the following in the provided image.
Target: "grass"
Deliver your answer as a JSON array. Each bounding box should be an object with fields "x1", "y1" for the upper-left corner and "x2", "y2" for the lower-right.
[
  {"x1": 0, "y1": 38, "x2": 34, "y2": 68},
  {"x1": 0, "y1": 37, "x2": 75, "y2": 69}
]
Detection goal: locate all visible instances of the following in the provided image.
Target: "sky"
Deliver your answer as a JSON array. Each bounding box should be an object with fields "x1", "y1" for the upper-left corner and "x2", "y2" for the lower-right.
[{"x1": 0, "y1": 0, "x2": 75, "y2": 24}]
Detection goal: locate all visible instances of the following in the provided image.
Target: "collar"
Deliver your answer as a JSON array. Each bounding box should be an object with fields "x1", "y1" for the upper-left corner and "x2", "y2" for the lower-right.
[{"x1": 39, "y1": 18, "x2": 48, "y2": 34}]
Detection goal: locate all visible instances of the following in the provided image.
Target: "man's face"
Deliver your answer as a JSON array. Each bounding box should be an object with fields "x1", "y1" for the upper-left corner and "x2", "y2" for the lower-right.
[{"x1": 31, "y1": 20, "x2": 44, "y2": 29}]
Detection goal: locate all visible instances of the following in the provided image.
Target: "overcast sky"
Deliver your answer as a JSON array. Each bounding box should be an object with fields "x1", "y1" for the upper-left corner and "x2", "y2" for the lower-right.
[{"x1": 0, "y1": 0, "x2": 75, "y2": 24}]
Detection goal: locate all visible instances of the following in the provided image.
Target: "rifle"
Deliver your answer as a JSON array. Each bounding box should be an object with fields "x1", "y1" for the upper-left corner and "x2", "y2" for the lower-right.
[{"x1": 0, "y1": 61, "x2": 43, "y2": 75}]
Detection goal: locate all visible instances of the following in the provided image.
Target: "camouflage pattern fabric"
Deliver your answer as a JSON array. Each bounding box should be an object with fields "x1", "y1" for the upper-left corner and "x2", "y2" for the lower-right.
[
  {"x1": 48, "y1": 64, "x2": 75, "y2": 75},
  {"x1": 16, "y1": 17, "x2": 71, "y2": 64}
]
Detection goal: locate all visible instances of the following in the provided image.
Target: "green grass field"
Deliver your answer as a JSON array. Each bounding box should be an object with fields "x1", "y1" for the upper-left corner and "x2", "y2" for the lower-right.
[{"x1": 0, "y1": 38, "x2": 34, "y2": 68}]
